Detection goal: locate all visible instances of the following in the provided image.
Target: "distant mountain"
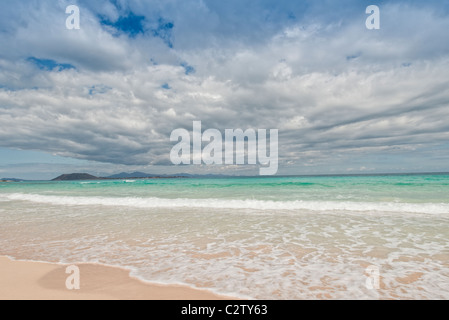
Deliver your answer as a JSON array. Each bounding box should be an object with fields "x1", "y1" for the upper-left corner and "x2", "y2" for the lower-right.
[
  {"x1": 106, "y1": 172, "x2": 157, "y2": 179},
  {"x1": 51, "y1": 172, "x2": 233, "y2": 181},
  {"x1": 52, "y1": 173, "x2": 100, "y2": 181},
  {"x1": 105, "y1": 172, "x2": 195, "y2": 179}
]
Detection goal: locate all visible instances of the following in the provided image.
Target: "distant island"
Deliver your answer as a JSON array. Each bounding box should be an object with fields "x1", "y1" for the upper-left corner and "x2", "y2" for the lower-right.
[
  {"x1": 2, "y1": 172, "x2": 230, "y2": 182},
  {"x1": 52, "y1": 173, "x2": 101, "y2": 181},
  {"x1": 51, "y1": 172, "x2": 203, "y2": 181}
]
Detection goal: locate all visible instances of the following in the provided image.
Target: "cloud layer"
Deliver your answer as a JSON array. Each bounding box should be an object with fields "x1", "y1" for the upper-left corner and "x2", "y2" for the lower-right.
[{"x1": 1, "y1": 0, "x2": 449, "y2": 176}]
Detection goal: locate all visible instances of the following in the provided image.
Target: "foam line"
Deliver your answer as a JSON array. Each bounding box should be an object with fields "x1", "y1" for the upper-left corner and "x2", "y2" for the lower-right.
[{"x1": 3, "y1": 193, "x2": 449, "y2": 214}]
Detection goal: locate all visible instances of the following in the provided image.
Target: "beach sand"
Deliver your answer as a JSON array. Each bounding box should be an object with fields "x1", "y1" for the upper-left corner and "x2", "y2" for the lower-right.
[{"x1": 0, "y1": 256, "x2": 233, "y2": 300}]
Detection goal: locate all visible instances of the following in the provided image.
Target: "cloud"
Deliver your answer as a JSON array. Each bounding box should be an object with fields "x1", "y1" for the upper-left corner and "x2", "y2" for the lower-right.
[{"x1": 0, "y1": 0, "x2": 449, "y2": 175}]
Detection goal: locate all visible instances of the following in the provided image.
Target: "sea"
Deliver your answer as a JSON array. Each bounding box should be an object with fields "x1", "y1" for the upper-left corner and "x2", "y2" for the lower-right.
[{"x1": 0, "y1": 174, "x2": 448, "y2": 299}]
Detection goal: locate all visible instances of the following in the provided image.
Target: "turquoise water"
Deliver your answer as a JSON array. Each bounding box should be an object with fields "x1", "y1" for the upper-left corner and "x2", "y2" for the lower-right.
[
  {"x1": 0, "y1": 174, "x2": 448, "y2": 299},
  {"x1": 2, "y1": 174, "x2": 449, "y2": 203}
]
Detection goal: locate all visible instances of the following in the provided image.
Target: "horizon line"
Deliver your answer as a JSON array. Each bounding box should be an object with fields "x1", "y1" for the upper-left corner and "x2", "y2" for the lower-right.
[{"x1": 2, "y1": 171, "x2": 449, "y2": 182}]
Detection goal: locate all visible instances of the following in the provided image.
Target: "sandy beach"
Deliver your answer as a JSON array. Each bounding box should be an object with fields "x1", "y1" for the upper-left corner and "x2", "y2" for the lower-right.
[{"x1": 0, "y1": 256, "x2": 232, "y2": 300}]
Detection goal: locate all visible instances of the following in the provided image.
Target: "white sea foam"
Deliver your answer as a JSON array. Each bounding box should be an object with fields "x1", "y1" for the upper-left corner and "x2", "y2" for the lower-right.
[
  {"x1": 1, "y1": 193, "x2": 448, "y2": 300},
  {"x1": 4, "y1": 227, "x2": 447, "y2": 300},
  {"x1": 4, "y1": 193, "x2": 449, "y2": 214}
]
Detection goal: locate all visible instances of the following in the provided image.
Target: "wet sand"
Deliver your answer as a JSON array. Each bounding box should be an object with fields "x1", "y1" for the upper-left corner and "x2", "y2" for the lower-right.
[{"x1": 0, "y1": 256, "x2": 234, "y2": 300}]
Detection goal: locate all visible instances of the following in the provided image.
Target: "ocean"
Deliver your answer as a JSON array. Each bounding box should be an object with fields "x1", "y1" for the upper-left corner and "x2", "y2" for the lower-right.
[{"x1": 0, "y1": 174, "x2": 448, "y2": 299}]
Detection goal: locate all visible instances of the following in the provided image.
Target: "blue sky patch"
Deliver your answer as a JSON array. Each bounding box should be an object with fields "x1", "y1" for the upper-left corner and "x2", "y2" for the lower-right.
[
  {"x1": 27, "y1": 57, "x2": 75, "y2": 71},
  {"x1": 99, "y1": 12, "x2": 174, "y2": 47},
  {"x1": 88, "y1": 85, "x2": 112, "y2": 95},
  {"x1": 152, "y1": 18, "x2": 174, "y2": 48},
  {"x1": 181, "y1": 62, "x2": 195, "y2": 75},
  {"x1": 100, "y1": 12, "x2": 146, "y2": 38}
]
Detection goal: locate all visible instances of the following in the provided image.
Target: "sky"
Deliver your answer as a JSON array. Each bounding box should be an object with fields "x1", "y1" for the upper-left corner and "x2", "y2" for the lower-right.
[{"x1": 1, "y1": 0, "x2": 449, "y2": 179}]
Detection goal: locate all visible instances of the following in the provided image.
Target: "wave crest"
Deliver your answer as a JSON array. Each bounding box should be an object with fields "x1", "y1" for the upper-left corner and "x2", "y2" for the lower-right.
[{"x1": 2, "y1": 193, "x2": 448, "y2": 214}]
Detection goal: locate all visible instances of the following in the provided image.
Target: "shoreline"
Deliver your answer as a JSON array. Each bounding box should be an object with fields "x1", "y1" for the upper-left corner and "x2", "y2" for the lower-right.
[{"x1": 0, "y1": 256, "x2": 237, "y2": 300}]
